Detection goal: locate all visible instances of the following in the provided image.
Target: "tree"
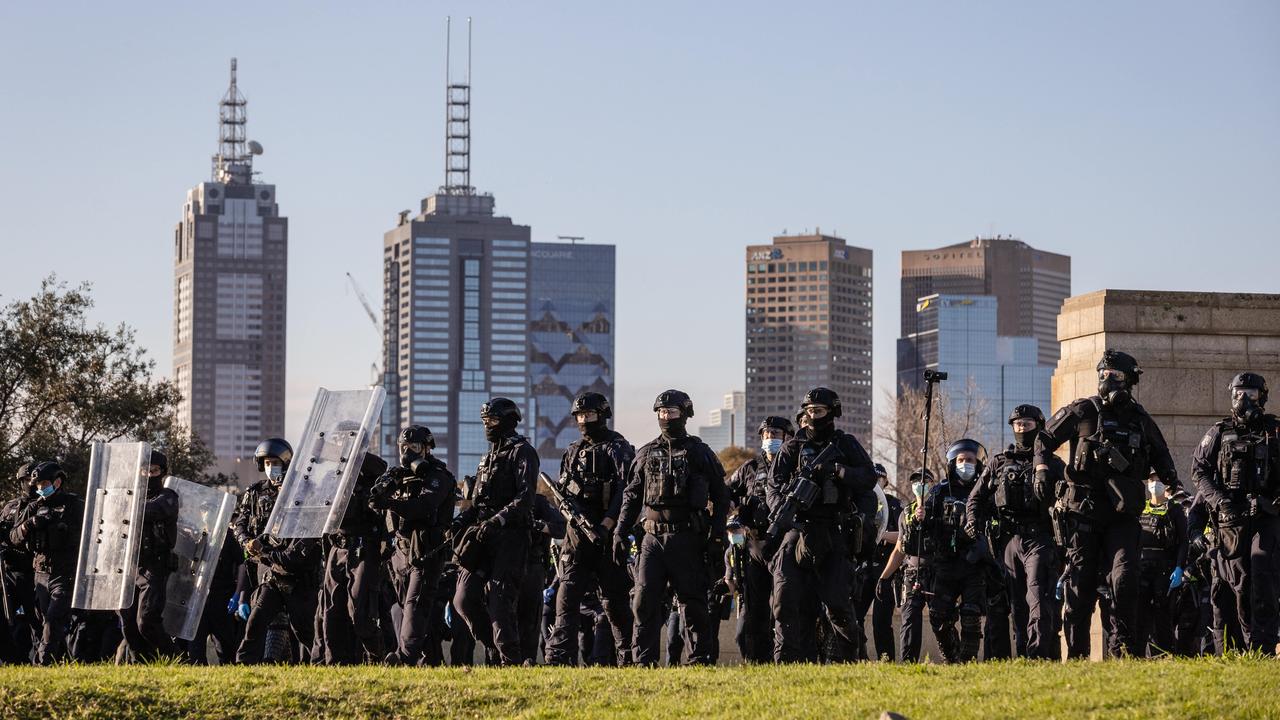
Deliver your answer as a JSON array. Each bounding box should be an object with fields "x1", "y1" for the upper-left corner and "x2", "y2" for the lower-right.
[
  {"x1": 717, "y1": 446, "x2": 756, "y2": 477},
  {"x1": 0, "y1": 276, "x2": 217, "y2": 496},
  {"x1": 873, "y1": 377, "x2": 990, "y2": 499}
]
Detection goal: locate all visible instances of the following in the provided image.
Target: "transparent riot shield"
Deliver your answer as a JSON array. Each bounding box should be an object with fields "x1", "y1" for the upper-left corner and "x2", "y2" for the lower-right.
[
  {"x1": 873, "y1": 483, "x2": 890, "y2": 544},
  {"x1": 265, "y1": 387, "x2": 385, "y2": 538},
  {"x1": 161, "y1": 476, "x2": 236, "y2": 641},
  {"x1": 72, "y1": 441, "x2": 150, "y2": 611}
]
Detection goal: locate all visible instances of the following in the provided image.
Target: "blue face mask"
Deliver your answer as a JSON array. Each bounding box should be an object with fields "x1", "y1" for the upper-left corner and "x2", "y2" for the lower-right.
[
  {"x1": 955, "y1": 463, "x2": 977, "y2": 482},
  {"x1": 729, "y1": 532, "x2": 746, "y2": 547},
  {"x1": 37, "y1": 484, "x2": 55, "y2": 498},
  {"x1": 912, "y1": 482, "x2": 927, "y2": 499},
  {"x1": 761, "y1": 438, "x2": 783, "y2": 455}
]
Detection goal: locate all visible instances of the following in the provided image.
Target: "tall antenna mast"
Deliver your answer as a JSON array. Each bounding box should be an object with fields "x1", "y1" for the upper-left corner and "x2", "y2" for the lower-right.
[
  {"x1": 443, "y1": 17, "x2": 474, "y2": 195},
  {"x1": 212, "y1": 58, "x2": 251, "y2": 184}
]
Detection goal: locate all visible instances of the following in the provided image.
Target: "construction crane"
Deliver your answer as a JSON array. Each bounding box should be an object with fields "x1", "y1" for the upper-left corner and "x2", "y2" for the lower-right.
[{"x1": 345, "y1": 272, "x2": 382, "y2": 385}]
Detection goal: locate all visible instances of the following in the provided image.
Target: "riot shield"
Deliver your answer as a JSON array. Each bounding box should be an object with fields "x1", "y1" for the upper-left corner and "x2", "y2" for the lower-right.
[
  {"x1": 72, "y1": 441, "x2": 150, "y2": 611},
  {"x1": 161, "y1": 476, "x2": 235, "y2": 641},
  {"x1": 265, "y1": 387, "x2": 385, "y2": 538},
  {"x1": 873, "y1": 483, "x2": 890, "y2": 544}
]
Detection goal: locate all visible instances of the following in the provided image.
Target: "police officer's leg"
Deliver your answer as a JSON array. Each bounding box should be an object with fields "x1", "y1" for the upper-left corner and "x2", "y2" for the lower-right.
[
  {"x1": 852, "y1": 560, "x2": 878, "y2": 660},
  {"x1": 665, "y1": 601, "x2": 683, "y2": 666},
  {"x1": 631, "y1": 533, "x2": 669, "y2": 666},
  {"x1": 958, "y1": 564, "x2": 985, "y2": 662},
  {"x1": 517, "y1": 561, "x2": 545, "y2": 663},
  {"x1": 982, "y1": 561, "x2": 1012, "y2": 661},
  {"x1": 236, "y1": 580, "x2": 285, "y2": 664},
  {"x1": 816, "y1": 548, "x2": 858, "y2": 662},
  {"x1": 349, "y1": 548, "x2": 385, "y2": 663},
  {"x1": 596, "y1": 541, "x2": 635, "y2": 665},
  {"x1": 138, "y1": 567, "x2": 177, "y2": 658},
  {"x1": 927, "y1": 566, "x2": 962, "y2": 663},
  {"x1": 771, "y1": 529, "x2": 818, "y2": 663},
  {"x1": 741, "y1": 555, "x2": 773, "y2": 662},
  {"x1": 1062, "y1": 522, "x2": 1101, "y2": 659},
  {"x1": 482, "y1": 526, "x2": 528, "y2": 665},
  {"x1": 899, "y1": 564, "x2": 925, "y2": 663},
  {"x1": 1248, "y1": 516, "x2": 1280, "y2": 653},
  {"x1": 1103, "y1": 515, "x2": 1142, "y2": 657},
  {"x1": 871, "y1": 573, "x2": 896, "y2": 661},
  {"x1": 1020, "y1": 535, "x2": 1056, "y2": 659},
  {"x1": 320, "y1": 546, "x2": 355, "y2": 664},
  {"x1": 401, "y1": 560, "x2": 437, "y2": 664},
  {"x1": 547, "y1": 539, "x2": 588, "y2": 665},
  {"x1": 666, "y1": 531, "x2": 714, "y2": 665},
  {"x1": 117, "y1": 578, "x2": 147, "y2": 660},
  {"x1": 1004, "y1": 536, "x2": 1030, "y2": 657}
]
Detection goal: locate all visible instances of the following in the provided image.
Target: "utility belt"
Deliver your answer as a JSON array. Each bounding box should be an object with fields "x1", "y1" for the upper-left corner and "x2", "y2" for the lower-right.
[
  {"x1": 643, "y1": 518, "x2": 698, "y2": 535},
  {"x1": 1139, "y1": 547, "x2": 1175, "y2": 566},
  {"x1": 1001, "y1": 516, "x2": 1052, "y2": 538}
]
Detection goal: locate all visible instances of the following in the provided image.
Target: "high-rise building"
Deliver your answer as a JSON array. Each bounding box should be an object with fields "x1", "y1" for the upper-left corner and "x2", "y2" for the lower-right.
[
  {"x1": 696, "y1": 391, "x2": 747, "y2": 453},
  {"x1": 528, "y1": 241, "x2": 616, "y2": 468},
  {"x1": 744, "y1": 233, "x2": 874, "y2": 440},
  {"x1": 900, "y1": 237, "x2": 1070, "y2": 369},
  {"x1": 896, "y1": 294, "x2": 1052, "y2": 449},
  {"x1": 381, "y1": 27, "x2": 532, "y2": 474},
  {"x1": 173, "y1": 59, "x2": 286, "y2": 482}
]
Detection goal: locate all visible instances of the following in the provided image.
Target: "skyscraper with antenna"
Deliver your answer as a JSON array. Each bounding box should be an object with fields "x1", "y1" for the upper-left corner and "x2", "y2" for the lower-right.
[
  {"x1": 174, "y1": 58, "x2": 287, "y2": 483},
  {"x1": 381, "y1": 19, "x2": 532, "y2": 472}
]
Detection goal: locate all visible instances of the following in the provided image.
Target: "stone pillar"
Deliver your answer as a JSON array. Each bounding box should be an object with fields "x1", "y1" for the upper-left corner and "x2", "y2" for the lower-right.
[{"x1": 1053, "y1": 289, "x2": 1280, "y2": 658}]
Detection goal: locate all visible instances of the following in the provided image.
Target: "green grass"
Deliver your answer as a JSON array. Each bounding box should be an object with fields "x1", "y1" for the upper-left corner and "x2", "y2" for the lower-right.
[{"x1": 1, "y1": 656, "x2": 1277, "y2": 719}]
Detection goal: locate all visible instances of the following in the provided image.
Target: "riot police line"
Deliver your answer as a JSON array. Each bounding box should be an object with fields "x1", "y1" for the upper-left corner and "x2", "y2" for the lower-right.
[{"x1": 0, "y1": 349, "x2": 1276, "y2": 666}]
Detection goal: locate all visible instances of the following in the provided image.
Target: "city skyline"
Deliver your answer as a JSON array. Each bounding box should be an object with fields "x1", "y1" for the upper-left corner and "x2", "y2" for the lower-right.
[{"x1": 2, "y1": 3, "x2": 1277, "y2": 455}]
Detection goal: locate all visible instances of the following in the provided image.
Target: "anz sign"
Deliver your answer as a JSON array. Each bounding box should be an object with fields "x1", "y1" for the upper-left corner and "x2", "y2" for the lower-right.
[{"x1": 750, "y1": 248, "x2": 784, "y2": 261}]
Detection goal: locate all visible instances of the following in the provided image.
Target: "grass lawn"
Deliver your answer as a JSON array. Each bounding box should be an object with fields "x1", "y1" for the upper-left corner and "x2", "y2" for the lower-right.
[{"x1": 0, "y1": 656, "x2": 1277, "y2": 719}]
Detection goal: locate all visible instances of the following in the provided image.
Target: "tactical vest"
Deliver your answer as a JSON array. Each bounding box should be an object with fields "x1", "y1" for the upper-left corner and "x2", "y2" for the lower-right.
[
  {"x1": 1217, "y1": 422, "x2": 1275, "y2": 497},
  {"x1": 1139, "y1": 501, "x2": 1176, "y2": 564},
  {"x1": 993, "y1": 453, "x2": 1037, "y2": 519},
  {"x1": 1073, "y1": 399, "x2": 1149, "y2": 481},
  {"x1": 902, "y1": 487, "x2": 966, "y2": 559},
  {"x1": 246, "y1": 483, "x2": 279, "y2": 538},
  {"x1": 565, "y1": 441, "x2": 617, "y2": 516},
  {"x1": 799, "y1": 444, "x2": 842, "y2": 507},
  {"x1": 140, "y1": 489, "x2": 178, "y2": 564},
  {"x1": 474, "y1": 436, "x2": 523, "y2": 512},
  {"x1": 642, "y1": 442, "x2": 706, "y2": 510}
]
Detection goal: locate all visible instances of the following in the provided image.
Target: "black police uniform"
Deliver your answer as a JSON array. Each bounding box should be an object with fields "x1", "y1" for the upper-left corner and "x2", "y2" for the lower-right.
[
  {"x1": 119, "y1": 477, "x2": 179, "y2": 661},
  {"x1": 8, "y1": 486, "x2": 83, "y2": 664},
  {"x1": 1192, "y1": 411, "x2": 1280, "y2": 652},
  {"x1": 767, "y1": 425, "x2": 877, "y2": 663},
  {"x1": 184, "y1": 533, "x2": 242, "y2": 664},
  {"x1": 852, "y1": 491, "x2": 902, "y2": 661},
  {"x1": 518, "y1": 493, "x2": 564, "y2": 663},
  {"x1": 0, "y1": 491, "x2": 37, "y2": 664},
  {"x1": 231, "y1": 478, "x2": 321, "y2": 664},
  {"x1": 726, "y1": 454, "x2": 778, "y2": 662},
  {"x1": 1038, "y1": 395, "x2": 1179, "y2": 658},
  {"x1": 1135, "y1": 497, "x2": 1188, "y2": 655},
  {"x1": 617, "y1": 433, "x2": 728, "y2": 665},
  {"x1": 453, "y1": 430, "x2": 539, "y2": 666},
  {"x1": 545, "y1": 430, "x2": 635, "y2": 665},
  {"x1": 317, "y1": 455, "x2": 391, "y2": 664},
  {"x1": 923, "y1": 475, "x2": 985, "y2": 663},
  {"x1": 374, "y1": 453, "x2": 456, "y2": 665},
  {"x1": 966, "y1": 441, "x2": 1063, "y2": 659}
]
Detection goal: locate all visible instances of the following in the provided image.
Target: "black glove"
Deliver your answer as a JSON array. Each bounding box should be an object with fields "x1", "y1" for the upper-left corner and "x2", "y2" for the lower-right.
[
  {"x1": 532, "y1": 519, "x2": 548, "y2": 535},
  {"x1": 612, "y1": 535, "x2": 631, "y2": 566},
  {"x1": 875, "y1": 576, "x2": 894, "y2": 602},
  {"x1": 476, "y1": 518, "x2": 500, "y2": 542},
  {"x1": 712, "y1": 578, "x2": 730, "y2": 596}
]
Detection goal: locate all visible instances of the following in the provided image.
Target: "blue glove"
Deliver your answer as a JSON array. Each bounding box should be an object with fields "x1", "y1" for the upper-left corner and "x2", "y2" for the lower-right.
[
  {"x1": 237, "y1": 602, "x2": 251, "y2": 621},
  {"x1": 226, "y1": 592, "x2": 241, "y2": 615},
  {"x1": 542, "y1": 586, "x2": 556, "y2": 606},
  {"x1": 1054, "y1": 577, "x2": 1065, "y2": 601},
  {"x1": 444, "y1": 602, "x2": 453, "y2": 629},
  {"x1": 1169, "y1": 566, "x2": 1185, "y2": 590}
]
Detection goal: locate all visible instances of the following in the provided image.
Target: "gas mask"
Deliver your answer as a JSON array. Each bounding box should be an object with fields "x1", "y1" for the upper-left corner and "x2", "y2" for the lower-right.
[
  {"x1": 400, "y1": 448, "x2": 422, "y2": 468},
  {"x1": 1099, "y1": 376, "x2": 1131, "y2": 406},
  {"x1": 761, "y1": 438, "x2": 783, "y2": 456},
  {"x1": 1233, "y1": 393, "x2": 1262, "y2": 425}
]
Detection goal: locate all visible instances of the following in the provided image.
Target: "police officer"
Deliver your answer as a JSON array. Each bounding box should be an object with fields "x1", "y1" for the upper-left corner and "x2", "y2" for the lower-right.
[
  {"x1": 616, "y1": 389, "x2": 728, "y2": 666},
  {"x1": 519, "y1": 491, "x2": 565, "y2": 663},
  {"x1": 0, "y1": 463, "x2": 37, "y2": 664},
  {"x1": 317, "y1": 452, "x2": 389, "y2": 664},
  {"x1": 545, "y1": 392, "x2": 636, "y2": 666},
  {"x1": 453, "y1": 398, "x2": 539, "y2": 666},
  {"x1": 877, "y1": 468, "x2": 934, "y2": 662},
  {"x1": 372, "y1": 426, "x2": 457, "y2": 666},
  {"x1": 7, "y1": 461, "x2": 83, "y2": 664},
  {"x1": 232, "y1": 438, "x2": 321, "y2": 664},
  {"x1": 119, "y1": 450, "x2": 180, "y2": 661},
  {"x1": 1037, "y1": 349, "x2": 1180, "y2": 658},
  {"x1": 1192, "y1": 371, "x2": 1280, "y2": 654},
  {"x1": 768, "y1": 387, "x2": 877, "y2": 663},
  {"x1": 854, "y1": 463, "x2": 902, "y2": 662},
  {"x1": 725, "y1": 415, "x2": 793, "y2": 662},
  {"x1": 966, "y1": 405, "x2": 1062, "y2": 659},
  {"x1": 1135, "y1": 473, "x2": 1188, "y2": 655}
]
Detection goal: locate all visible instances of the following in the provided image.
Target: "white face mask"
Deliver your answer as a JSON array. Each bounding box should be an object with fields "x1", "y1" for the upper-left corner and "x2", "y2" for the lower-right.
[
  {"x1": 761, "y1": 438, "x2": 783, "y2": 455},
  {"x1": 1148, "y1": 480, "x2": 1166, "y2": 500},
  {"x1": 266, "y1": 465, "x2": 284, "y2": 481},
  {"x1": 955, "y1": 462, "x2": 977, "y2": 482}
]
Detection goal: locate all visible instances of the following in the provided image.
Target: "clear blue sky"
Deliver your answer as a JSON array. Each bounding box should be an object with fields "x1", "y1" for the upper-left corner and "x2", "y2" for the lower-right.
[{"x1": 2, "y1": 2, "x2": 1277, "y2": 452}]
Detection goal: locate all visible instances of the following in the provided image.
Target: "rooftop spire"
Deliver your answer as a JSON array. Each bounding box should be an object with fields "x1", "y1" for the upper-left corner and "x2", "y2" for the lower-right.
[
  {"x1": 442, "y1": 17, "x2": 474, "y2": 195},
  {"x1": 212, "y1": 58, "x2": 256, "y2": 185}
]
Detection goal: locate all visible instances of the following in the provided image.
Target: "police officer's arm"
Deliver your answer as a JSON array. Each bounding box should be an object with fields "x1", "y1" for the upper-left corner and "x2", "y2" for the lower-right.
[
  {"x1": 493, "y1": 443, "x2": 539, "y2": 528},
  {"x1": 267, "y1": 537, "x2": 320, "y2": 573},
  {"x1": 1036, "y1": 404, "x2": 1081, "y2": 465},
  {"x1": 1186, "y1": 492, "x2": 1210, "y2": 537},
  {"x1": 832, "y1": 436, "x2": 877, "y2": 494},
  {"x1": 615, "y1": 454, "x2": 644, "y2": 536},
  {"x1": 1170, "y1": 502, "x2": 1189, "y2": 569},
  {"x1": 1192, "y1": 425, "x2": 1231, "y2": 511},
  {"x1": 766, "y1": 440, "x2": 801, "y2": 516},
  {"x1": 603, "y1": 441, "x2": 636, "y2": 527},
  {"x1": 7, "y1": 502, "x2": 37, "y2": 547},
  {"x1": 705, "y1": 446, "x2": 729, "y2": 536},
  {"x1": 1142, "y1": 414, "x2": 1181, "y2": 492},
  {"x1": 965, "y1": 463, "x2": 996, "y2": 530},
  {"x1": 536, "y1": 495, "x2": 567, "y2": 539},
  {"x1": 726, "y1": 461, "x2": 750, "y2": 501},
  {"x1": 387, "y1": 469, "x2": 455, "y2": 522},
  {"x1": 880, "y1": 539, "x2": 906, "y2": 579},
  {"x1": 230, "y1": 489, "x2": 256, "y2": 548}
]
